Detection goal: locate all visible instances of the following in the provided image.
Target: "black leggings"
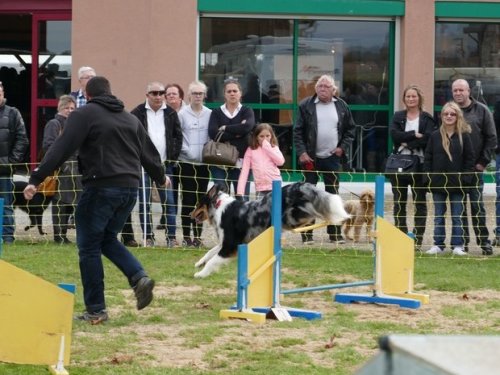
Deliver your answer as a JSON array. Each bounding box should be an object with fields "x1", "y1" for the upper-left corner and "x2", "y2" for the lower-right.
[
  {"x1": 177, "y1": 162, "x2": 210, "y2": 239},
  {"x1": 391, "y1": 174, "x2": 427, "y2": 245}
]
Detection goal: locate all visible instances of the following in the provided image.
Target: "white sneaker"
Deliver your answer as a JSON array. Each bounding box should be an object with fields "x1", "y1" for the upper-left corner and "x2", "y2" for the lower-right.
[
  {"x1": 452, "y1": 246, "x2": 467, "y2": 256},
  {"x1": 426, "y1": 245, "x2": 444, "y2": 255}
]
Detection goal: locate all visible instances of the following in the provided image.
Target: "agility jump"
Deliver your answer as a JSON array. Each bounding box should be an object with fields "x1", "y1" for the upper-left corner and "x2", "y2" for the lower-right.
[
  {"x1": 289, "y1": 175, "x2": 429, "y2": 307},
  {"x1": 220, "y1": 180, "x2": 321, "y2": 323},
  {"x1": 220, "y1": 176, "x2": 429, "y2": 323}
]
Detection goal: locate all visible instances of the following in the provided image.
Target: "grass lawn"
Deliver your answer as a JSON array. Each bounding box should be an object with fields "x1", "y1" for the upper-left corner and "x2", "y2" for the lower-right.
[{"x1": 1, "y1": 242, "x2": 499, "y2": 375}]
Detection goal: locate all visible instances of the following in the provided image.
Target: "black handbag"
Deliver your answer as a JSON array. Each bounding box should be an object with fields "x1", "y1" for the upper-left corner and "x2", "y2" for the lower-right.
[
  {"x1": 202, "y1": 131, "x2": 239, "y2": 166},
  {"x1": 384, "y1": 151, "x2": 421, "y2": 175}
]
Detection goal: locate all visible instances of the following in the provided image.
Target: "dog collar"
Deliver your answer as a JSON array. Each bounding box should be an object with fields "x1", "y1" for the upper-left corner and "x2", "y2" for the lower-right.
[{"x1": 215, "y1": 200, "x2": 222, "y2": 209}]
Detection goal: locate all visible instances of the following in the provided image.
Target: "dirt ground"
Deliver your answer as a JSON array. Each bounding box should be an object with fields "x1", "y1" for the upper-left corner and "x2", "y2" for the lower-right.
[{"x1": 74, "y1": 284, "x2": 500, "y2": 371}]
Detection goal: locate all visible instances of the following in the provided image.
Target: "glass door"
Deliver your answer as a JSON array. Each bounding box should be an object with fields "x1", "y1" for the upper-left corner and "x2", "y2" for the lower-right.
[{"x1": 31, "y1": 13, "x2": 71, "y2": 163}]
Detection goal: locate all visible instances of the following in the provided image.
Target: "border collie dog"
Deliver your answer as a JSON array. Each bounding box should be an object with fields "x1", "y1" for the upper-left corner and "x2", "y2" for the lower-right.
[{"x1": 191, "y1": 182, "x2": 350, "y2": 278}]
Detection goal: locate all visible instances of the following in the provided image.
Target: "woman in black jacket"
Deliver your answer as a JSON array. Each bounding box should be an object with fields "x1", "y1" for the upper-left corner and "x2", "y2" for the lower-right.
[
  {"x1": 423, "y1": 102, "x2": 474, "y2": 255},
  {"x1": 207, "y1": 78, "x2": 255, "y2": 196},
  {"x1": 389, "y1": 85, "x2": 435, "y2": 248}
]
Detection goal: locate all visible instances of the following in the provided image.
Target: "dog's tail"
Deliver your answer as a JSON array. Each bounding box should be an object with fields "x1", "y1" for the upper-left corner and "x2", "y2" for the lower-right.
[{"x1": 315, "y1": 190, "x2": 351, "y2": 225}]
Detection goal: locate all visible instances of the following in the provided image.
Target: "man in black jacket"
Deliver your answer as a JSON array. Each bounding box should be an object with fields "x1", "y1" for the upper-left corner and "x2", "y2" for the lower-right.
[
  {"x1": 121, "y1": 81, "x2": 182, "y2": 248},
  {"x1": 24, "y1": 76, "x2": 169, "y2": 323},
  {"x1": 293, "y1": 74, "x2": 356, "y2": 244},
  {"x1": 0, "y1": 82, "x2": 29, "y2": 244},
  {"x1": 493, "y1": 100, "x2": 500, "y2": 247},
  {"x1": 452, "y1": 79, "x2": 496, "y2": 255}
]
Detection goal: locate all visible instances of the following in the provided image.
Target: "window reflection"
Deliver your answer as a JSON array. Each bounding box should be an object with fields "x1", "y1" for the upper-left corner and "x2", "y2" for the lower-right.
[
  {"x1": 297, "y1": 20, "x2": 390, "y2": 105},
  {"x1": 200, "y1": 17, "x2": 392, "y2": 173},
  {"x1": 200, "y1": 18, "x2": 294, "y2": 103},
  {"x1": 435, "y1": 22, "x2": 500, "y2": 107},
  {"x1": 37, "y1": 21, "x2": 72, "y2": 99}
]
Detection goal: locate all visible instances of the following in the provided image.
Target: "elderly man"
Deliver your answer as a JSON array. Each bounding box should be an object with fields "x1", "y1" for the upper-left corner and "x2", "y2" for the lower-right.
[
  {"x1": 293, "y1": 74, "x2": 356, "y2": 245},
  {"x1": 121, "y1": 81, "x2": 182, "y2": 248},
  {"x1": 70, "y1": 66, "x2": 96, "y2": 108},
  {"x1": 451, "y1": 78, "x2": 496, "y2": 255}
]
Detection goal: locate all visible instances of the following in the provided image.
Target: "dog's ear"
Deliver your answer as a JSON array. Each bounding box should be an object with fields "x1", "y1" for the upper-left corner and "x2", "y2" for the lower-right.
[
  {"x1": 207, "y1": 184, "x2": 220, "y2": 199},
  {"x1": 215, "y1": 183, "x2": 228, "y2": 194}
]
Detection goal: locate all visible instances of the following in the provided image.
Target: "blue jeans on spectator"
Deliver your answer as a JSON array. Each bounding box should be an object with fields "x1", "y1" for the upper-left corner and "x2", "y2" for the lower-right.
[
  {"x1": 0, "y1": 176, "x2": 14, "y2": 243},
  {"x1": 495, "y1": 154, "x2": 500, "y2": 239},
  {"x1": 75, "y1": 187, "x2": 147, "y2": 313},
  {"x1": 432, "y1": 191, "x2": 465, "y2": 248},
  {"x1": 138, "y1": 165, "x2": 176, "y2": 240},
  {"x1": 210, "y1": 165, "x2": 249, "y2": 198},
  {"x1": 462, "y1": 172, "x2": 489, "y2": 246},
  {"x1": 156, "y1": 165, "x2": 177, "y2": 239}
]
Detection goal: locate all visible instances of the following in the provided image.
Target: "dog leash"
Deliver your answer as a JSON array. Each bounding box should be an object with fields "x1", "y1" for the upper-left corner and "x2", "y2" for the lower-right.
[{"x1": 340, "y1": 186, "x2": 360, "y2": 198}]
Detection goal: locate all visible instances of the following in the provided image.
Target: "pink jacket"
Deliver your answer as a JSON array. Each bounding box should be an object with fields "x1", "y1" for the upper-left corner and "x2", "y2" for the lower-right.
[{"x1": 237, "y1": 140, "x2": 285, "y2": 195}]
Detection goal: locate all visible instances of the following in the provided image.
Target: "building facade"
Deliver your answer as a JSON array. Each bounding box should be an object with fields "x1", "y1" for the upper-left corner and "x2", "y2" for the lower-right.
[{"x1": 1, "y1": 0, "x2": 499, "y2": 176}]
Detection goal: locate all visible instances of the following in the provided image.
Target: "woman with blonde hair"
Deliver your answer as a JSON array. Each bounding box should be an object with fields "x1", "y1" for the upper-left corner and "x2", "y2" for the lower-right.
[
  {"x1": 423, "y1": 101, "x2": 474, "y2": 256},
  {"x1": 389, "y1": 84, "x2": 435, "y2": 248}
]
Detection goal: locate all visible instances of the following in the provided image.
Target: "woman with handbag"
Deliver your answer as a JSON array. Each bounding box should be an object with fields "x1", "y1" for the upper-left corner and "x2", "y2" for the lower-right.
[
  {"x1": 207, "y1": 78, "x2": 255, "y2": 196},
  {"x1": 389, "y1": 85, "x2": 435, "y2": 249},
  {"x1": 42, "y1": 95, "x2": 82, "y2": 244}
]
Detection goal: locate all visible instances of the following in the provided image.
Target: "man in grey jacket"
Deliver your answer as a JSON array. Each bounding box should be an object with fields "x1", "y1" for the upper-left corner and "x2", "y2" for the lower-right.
[
  {"x1": 452, "y1": 79, "x2": 496, "y2": 255},
  {"x1": 0, "y1": 82, "x2": 29, "y2": 244}
]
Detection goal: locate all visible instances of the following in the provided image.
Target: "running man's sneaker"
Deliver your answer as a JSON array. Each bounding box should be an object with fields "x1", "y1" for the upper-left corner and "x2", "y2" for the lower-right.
[
  {"x1": 134, "y1": 276, "x2": 155, "y2": 310},
  {"x1": 76, "y1": 309, "x2": 108, "y2": 324}
]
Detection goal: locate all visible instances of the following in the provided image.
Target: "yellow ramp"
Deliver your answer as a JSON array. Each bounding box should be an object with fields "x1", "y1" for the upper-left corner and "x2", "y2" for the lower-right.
[
  {"x1": 376, "y1": 217, "x2": 429, "y2": 304},
  {"x1": 247, "y1": 227, "x2": 274, "y2": 308},
  {"x1": 0, "y1": 260, "x2": 74, "y2": 366}
]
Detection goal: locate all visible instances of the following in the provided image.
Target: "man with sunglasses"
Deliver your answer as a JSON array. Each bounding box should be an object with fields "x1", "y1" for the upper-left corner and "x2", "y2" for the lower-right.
[
  {"x1": 451, "y1": 78, "x2": 496, "y2": 255},
  {"x1": 121, "y1": 82, "x2": 182, "y2": 248}
]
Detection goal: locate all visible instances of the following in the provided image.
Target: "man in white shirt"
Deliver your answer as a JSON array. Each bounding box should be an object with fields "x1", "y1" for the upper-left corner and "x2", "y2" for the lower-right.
[{"x1": 121, "y1": 82, "x2": 182, "y2": 248}]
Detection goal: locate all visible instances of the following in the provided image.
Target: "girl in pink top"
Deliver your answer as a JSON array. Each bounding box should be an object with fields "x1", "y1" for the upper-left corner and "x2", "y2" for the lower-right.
[{"x1": 237, "y1": 123, "x2": 285, "y2": 197}]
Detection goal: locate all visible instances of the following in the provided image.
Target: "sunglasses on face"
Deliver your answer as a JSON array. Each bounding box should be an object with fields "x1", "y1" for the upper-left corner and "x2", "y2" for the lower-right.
[
  {"x1": 148, "y1": 90, "x2": 166, "y2": 96},
  {"x1": 443, "y1": 112, "x2": 457, "y2": 117},
  {"x1": 191, "y1": 92, "x2": 205, "y2": 96}
]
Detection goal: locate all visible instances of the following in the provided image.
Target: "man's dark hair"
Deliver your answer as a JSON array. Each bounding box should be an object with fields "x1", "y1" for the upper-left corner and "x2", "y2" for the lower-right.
[{"x1": 86, "y1": 76, "x2": 112, "y2": 97}]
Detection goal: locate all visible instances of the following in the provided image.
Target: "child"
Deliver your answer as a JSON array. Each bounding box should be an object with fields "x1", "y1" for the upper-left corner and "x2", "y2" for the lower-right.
[
  {"x1": 423, "y1": 101, "x2": 474, "y2": 256},
  {"x1": 237, "y1": 123, "x2": 285, "y2": 198}
]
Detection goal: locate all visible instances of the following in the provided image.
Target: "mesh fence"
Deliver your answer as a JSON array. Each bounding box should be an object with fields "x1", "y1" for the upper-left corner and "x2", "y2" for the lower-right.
[{"x1": 3, "y1": 161, "x2": 498, "y2": 256}]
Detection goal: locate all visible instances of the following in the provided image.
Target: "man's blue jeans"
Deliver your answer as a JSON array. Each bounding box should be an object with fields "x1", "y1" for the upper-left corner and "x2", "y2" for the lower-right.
[
  {"x1": 0, "y1": 176, "x2": 14, "y2": 243},
  {"x1": 432, "y1": 191, "x2": 465, "y2": 247},
  {"x1": 138, "y1": 165, "x2": 176, "y2": 239},
  {"x1": 76, "y1": 187, "x2": 147, "y2": 313}
]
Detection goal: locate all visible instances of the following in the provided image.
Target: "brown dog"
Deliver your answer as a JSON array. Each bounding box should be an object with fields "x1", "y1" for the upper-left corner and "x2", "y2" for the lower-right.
[{"x1": 343, "y1": 189, "x2": 375, "y2": 243}]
